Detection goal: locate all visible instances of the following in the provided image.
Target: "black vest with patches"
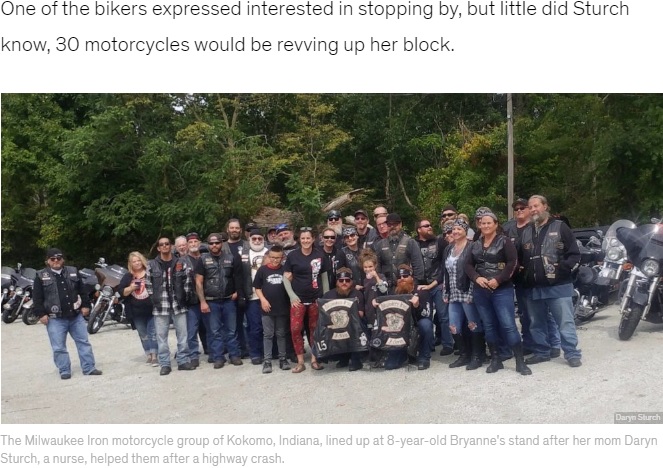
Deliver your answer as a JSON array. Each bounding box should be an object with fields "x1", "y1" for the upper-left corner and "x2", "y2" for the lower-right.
[
  {"x1": 200, "y1": 252, "x2": 235, "y2": 300},
  {"x1": 38, "y1": 266, "x2": 81, "y2": 318}
]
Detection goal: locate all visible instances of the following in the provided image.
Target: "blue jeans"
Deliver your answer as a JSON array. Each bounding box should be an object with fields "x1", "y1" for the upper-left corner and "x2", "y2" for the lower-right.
[
  {"x1": 417, "y1": 318, "x2": 435, "y2": 362},
  {"x1": 208, "y1": 299, "x2": 240, "y2": 361},
  {"x1": 245, "y1": 299, "x2": 264, "y2": 359},
  {"x1": 46, "y1": 314, "x2": 97, "y2": 375},
  {"x1": 517, "y1": 286, "x2": 560, "y2": 350},
  {"x1": 473, "y1": 286, "x2": 521, "y2": 347},
  {"x1": 430, "y1": 287, "x2": 453, "y2": 348},
  {"x1": 449, "y1": 301, "x2": 483, "y2": 333},
  {"x1": 154, "y1": 313, "x2": 190, "y2": 367},
  {"x1": 133, "y1": 314, "x2": 157, "y2": 355},
  {"x1": 525, "y1": 296, "x2": 581, "y2": 360},
  {"x1": 186, "y1": 303, "x2": 204, "y2": 359}
]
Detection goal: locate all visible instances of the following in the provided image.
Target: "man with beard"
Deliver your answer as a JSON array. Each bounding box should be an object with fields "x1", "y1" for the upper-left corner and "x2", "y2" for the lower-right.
[
  {"x1": 374, "y1": 213, "x2": 425, "y2": 293},
  {"x1": 439, "y1": 204, "x2": 458, "y2": 232},
  {"x1": 321, "y1": 267, "x2": 365, "y2": 371},
  {"x1": 240, "y1": 229, "x2": 269, "y2": 365},
  {"x1": 226, "y1": 219, "x2": 248, "y2": 256},
  {"x1": 324, "y1": 210, "x2": 345, "y2": 250},
  {"x1": 177, "y1": 232, "x2": 209, "y2": 368},
  {"x1": 353, "y1": 209, "x2": 376, "y2": 250},
  {"x1": 382, "y1": 264, "x2": 434, "y2": 370},
  {"x1": 504, "y1": 198, "x2": 561, "y2": 357},
  {"x1": 276, "y1": 224, "x2": 298, "y2": 256},
  {"x1": 415, "y1": 218, "x2": 453, "y2": 356},
  {"x1": 148, "y1": 237, "x2": 194, "y2": 375},
  {"x1": 519, "y1": 195, "x2": 582, "y2": 368},
  {"x1": 195, "y1": 233, "x2": 245, "y2": 368}
]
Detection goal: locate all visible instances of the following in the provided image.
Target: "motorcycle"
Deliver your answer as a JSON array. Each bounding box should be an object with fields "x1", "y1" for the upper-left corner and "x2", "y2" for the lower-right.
[
  {"x1": 2, "y1": 265, "x2": 20, "y2": 311},
  {"x1": 616, "y1": 219, "x2": 663, "y2": 340},
  {"x1": 87, "y1": 258, "x2": 130, "y2": 334},
  {"x1": 1, "y1": 266, "x2": 37, "y2": 324},
  {"x1": 573, "y1": 235, "x2": 607, "y2": 323}
]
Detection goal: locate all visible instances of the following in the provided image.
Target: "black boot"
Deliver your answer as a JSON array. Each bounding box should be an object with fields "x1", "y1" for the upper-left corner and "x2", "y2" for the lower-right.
[
  {"x1": 466, "y1": 332, "x2": 484, "y2": 371},
  {"x1": 512, "y1": 343, "x2": 532, "y2": 376},
  {"x1": 448, "y1": 334, "x2": 471, "y2": 368},
  {"x1": 485, "y1": 343, "x2": 504, "y2": 374}
]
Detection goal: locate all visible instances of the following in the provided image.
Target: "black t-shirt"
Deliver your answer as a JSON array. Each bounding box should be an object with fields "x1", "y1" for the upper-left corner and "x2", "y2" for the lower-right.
[
  {"x1": 253, "y1": 264, "x2": 289, "y2": 316},
  {"x1": 284, "y1": 247, "x2": 328, "y2": 303},
  {"x1": 119, "y1": 272, "x2": 153, "y2": 317}
]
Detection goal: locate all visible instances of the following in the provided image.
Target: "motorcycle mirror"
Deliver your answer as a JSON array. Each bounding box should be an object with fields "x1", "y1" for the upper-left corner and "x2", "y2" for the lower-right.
[
  {"x1": 98, "y1": 257, "x2": 106, "y2": 264},
  {"x1": 17, "y1": 263, "x2": 22, "y2": 270}
]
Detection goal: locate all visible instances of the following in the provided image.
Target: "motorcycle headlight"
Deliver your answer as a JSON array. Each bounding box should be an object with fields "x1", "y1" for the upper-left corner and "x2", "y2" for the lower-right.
[
  {"x1": 9, "y1": 285, "x2": 15, "y2": 291},
  {"x1": 102, "y1": 285, "x2": 114, "y2": 296},
  {"x1": 95, "y1": 284, "x2": 101, "y2": 291},
  {"x1": 609, "y1": 238, "x2": 621, "y2": 247},
  {"x1": 641, "y1": 259, "x2": 660, "y2": 278},
  {"x1": 2, "y1": 288, "x2": 7, "y2": 294},
  {"x1": 15, "y1": 287, "x2": 23, "y2": 295},
  {"x1": 606, "y1": 247, "x2": 623, "y2": 261}
]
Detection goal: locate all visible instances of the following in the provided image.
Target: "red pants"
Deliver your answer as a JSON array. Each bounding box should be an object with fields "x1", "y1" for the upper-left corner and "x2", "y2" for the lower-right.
[{"x1": 290, "y1": 302, "x2": 319, "y2": 356}]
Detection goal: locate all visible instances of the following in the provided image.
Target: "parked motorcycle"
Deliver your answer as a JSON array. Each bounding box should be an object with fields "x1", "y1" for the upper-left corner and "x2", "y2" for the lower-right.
[
  {"x1": 573, "y1": 235, "x2": 606, "y2": 323},
  {"x1": 616, "y1": 219, "x2": 663, "y2": 340},
  {"x1": 2, "y1": 265, "x2": 20, "y2": 310},
  {"x1": 2, "y1": 266, "x2": 37, "y2": 324},
  {"x1": 87, "y1": 258, "x2": 129, "y2": 334}
]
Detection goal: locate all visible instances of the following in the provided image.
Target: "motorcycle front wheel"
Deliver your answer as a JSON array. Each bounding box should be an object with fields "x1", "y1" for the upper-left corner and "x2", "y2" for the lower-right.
[
  {"x1": 21, "y1": 307, "x2": 39, "y2": 325},
  {"x1": 618, "y1": 303, "x2": 644, "y2": 341},
  {"x1": 2, "y1": 303, "x2": 20, "y2": 323},
  {"x1": 87, "y1": 301, "x2": 108, "y2": 334}
]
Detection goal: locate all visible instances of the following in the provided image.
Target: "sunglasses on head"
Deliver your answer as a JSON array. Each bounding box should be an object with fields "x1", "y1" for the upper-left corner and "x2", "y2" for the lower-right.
[
  {"x1": 337, "y1": 278, "x2": 352, "y2": 284},
  {"x1": 300, "y1": 227, "x2": 313, "y2": 232}
]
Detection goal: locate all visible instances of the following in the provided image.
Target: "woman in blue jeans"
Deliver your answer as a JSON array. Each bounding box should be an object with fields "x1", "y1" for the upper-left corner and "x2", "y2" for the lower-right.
[
  {"x1": 443, "y1": 219, "x2": 484, "y2": 370},
  {"x1": 464, "y1": 211, "x2": 531, "y2": 376},
  {"x1": 120, "y1": 252, "x2": 158, "y2": 366}
]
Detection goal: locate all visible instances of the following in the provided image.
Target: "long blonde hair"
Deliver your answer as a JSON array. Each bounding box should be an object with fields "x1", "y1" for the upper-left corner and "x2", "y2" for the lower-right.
[{"x1": 127, "y1": 251, "x2": 148, "y2": 272}]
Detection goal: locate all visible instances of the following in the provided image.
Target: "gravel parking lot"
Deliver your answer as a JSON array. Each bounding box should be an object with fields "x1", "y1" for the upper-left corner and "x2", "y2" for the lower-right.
[{"x1": 2, "y1": 304, "x2": 662, "y2": 424}]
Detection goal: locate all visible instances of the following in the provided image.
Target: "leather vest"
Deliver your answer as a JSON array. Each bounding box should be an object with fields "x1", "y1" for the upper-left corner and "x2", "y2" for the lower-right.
[
  {"x1": 470, "y1": 235, "x2": 509, "y2": 279},
  {"x1": 200, "y1": 252, "x2": 234, "y2": 300},
  {"x1": 38, "y1": 266, "x2": 81, "y2": 317},
  {"x1": 376, "y1": 234, "x2": 411, "y2": 282},
  {"x1": 174, "y1": 255, "x2": 199, "y2": 305},
  {"x1": 521, "y1": 220, "x2": 563, "y2": 281},
  {"x1": 418, "y1": 238, "x2": 438, "y2": 283},
  {"x1": 341, "y1": 246, "x2": 362, "y2": 282}
]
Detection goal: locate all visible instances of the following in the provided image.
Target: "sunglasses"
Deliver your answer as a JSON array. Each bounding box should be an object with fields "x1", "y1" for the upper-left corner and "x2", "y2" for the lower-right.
[
  {"x1": 208, "y1": 241, "x2": 222, "y2": 245},
  {"x1": 344, "y1": 233, "x2": 357, "y2": 238},
  {"x1": 300, "y1": 227, "x2": 313, "y2": 232},
  {"x1": 323, "y1": 235, "x2": 336, "y2": 240},
  {"x1": 441, "y1": 212, "x2": 456, "y2": 218},
  {"x1": 49, "y1": 256, "x2": 64, "y2": 261},
  {"x1": 328, "y1": 217, "x2": 340, "y2": 222},
  {"x1": 514, "y1": 206, "x2": 529, "y2": 212},
  {"x1": 337, "y1": 278, "x2": 353, "y2": 284},
  {"x1": 419, "y1": 224, "x2": 431, "y2": 228},
  {"x1": 158, "y1": 242, "x2": 171, "y2": 247}
]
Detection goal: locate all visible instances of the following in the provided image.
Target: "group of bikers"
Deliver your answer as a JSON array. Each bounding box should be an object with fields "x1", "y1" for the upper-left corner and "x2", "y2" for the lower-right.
[{"x1": 33, "y1": 195, "x2": 582, "y2": 379}]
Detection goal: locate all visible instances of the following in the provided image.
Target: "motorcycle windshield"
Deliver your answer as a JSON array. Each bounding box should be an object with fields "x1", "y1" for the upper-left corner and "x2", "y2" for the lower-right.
[
  {"x1": 95, "y1": 265, "x2": 129, "y2": 290},
  {"x1": 22, "y1": 268, "x2": 37, "y2": 280},
  {"x1": 1, "y1": 267, "x2": 16, "y2": 289},
  {"x1": 617, "y1": 223, "x2": 663, "y2": 267},
  {"x1": 603, "y1": 220, "x2": 636, "y2": 251}
]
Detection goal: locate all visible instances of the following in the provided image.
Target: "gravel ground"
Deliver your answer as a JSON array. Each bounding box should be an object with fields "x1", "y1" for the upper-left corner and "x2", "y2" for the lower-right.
[{"x1": 2, "y1": 304, "x2": 662, "y2": 424}]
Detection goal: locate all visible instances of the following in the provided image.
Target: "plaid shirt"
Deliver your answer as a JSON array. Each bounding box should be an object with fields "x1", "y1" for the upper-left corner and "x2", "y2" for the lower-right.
[
  {"x1": 444, "y1": 251, "x2": 474, "y2": 303},
  {"x1": 146, "y1": 257, "x2": 188, "y2": 316}
]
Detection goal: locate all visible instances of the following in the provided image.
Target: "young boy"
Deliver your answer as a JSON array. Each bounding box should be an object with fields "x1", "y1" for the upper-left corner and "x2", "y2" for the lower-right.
[{"x1": 254, "y1": 246, "x2": 291, "y2": 373}]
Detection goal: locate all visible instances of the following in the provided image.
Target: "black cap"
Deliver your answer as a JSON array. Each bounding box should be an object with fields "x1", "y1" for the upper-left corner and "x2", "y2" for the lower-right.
[
  {"x1": 327, "y1": 210, "x2": 342, "y2": 219},
  {"x1": 276, "y1": 224, "x2": 291, "y2": 234},
  {"x1": 440, "y1": 204, "x2": 457, "y2": 217},
  {"x1": 512, "y1": 198, "x2": 528, "y2": 209},
  {"x1": 46, "y1": 248, "x2": 63, "y2": 258},
  {"x1": 353, "y1": 209, "x2": 368, "y2": 218},
  {"x1": 386, "y1": 213, "x2": 402, "y2": 225},
  {"x1": 207, "y1": 233, "x2": 225, "y2": 243},
  {"x1": 249, "y1": 229, "x2": 263, "y2": 238},
  {"x1": 186, "y1": 232, "x2": 200, "y2": 241}
]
